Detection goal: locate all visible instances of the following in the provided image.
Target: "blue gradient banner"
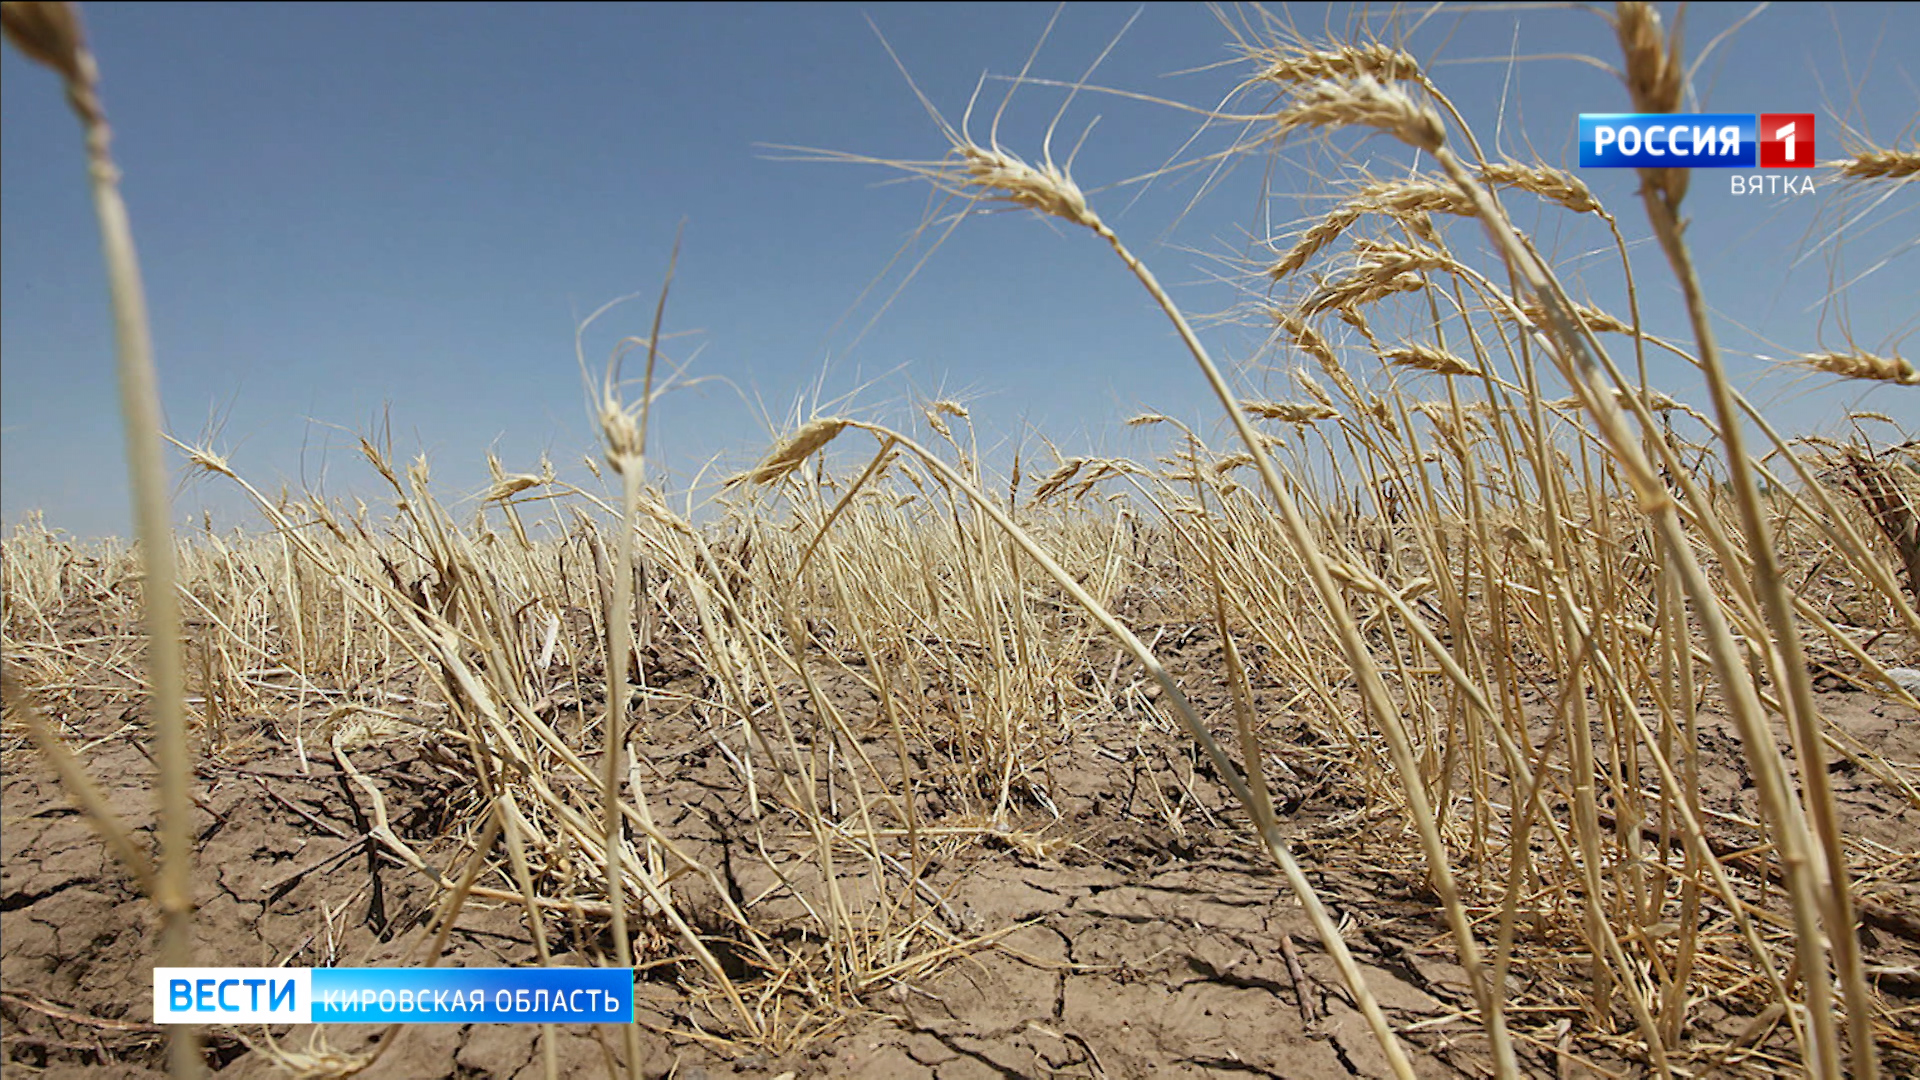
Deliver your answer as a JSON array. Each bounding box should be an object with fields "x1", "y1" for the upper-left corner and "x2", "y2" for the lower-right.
[
  {"x1": 155, "y1": 967, "x2": 634, "y2": 1024},
  {"x1": 1579, "y1": 114, "x2": 1756, "y2": 168}
]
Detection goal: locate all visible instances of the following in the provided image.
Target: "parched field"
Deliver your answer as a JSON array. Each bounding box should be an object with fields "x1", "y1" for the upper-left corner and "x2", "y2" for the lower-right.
[
  {"x1": 6, "y1": 3, "x2": 1920, "y2": 1078},
  {"x1": 5, "y1": 469, "x2": 1919, "y2": 1079}
]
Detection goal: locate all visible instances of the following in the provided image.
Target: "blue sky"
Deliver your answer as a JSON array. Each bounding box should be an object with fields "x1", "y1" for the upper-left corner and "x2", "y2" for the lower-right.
[{"x1": 4, "y1": 2, "x2": 1915, "y2": 539}]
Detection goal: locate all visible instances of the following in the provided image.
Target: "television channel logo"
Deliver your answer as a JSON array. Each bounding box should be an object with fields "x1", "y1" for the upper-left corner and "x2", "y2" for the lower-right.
[{"x1": 1579, "y1": 114, "x2": 1815, "y2": 170}]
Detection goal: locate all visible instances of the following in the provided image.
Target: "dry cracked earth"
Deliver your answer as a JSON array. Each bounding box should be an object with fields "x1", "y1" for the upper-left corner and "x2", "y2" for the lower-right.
[{"x1": 6, "y1": 618, "x2": 1920, "y2": 1079}]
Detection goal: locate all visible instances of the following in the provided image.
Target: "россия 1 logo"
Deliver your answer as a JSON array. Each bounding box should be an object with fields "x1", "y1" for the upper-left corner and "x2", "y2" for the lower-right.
[{"x1": 1580, "y1": 113, "x2": 1817, "y2": 194}]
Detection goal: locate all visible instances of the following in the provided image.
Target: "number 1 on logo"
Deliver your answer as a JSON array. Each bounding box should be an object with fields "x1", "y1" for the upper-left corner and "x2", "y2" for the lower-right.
[{"x1": 1760, "y1": 113, "x2": 1815, "y2": 168}]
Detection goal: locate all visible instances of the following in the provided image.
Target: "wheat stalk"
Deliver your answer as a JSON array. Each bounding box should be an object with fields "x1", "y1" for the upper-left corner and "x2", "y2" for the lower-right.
[
  {"x1": 1596, "y1": 7, "x2": 1875, "y2": 1075},
  {"x1": 1, "y1": 5, "x2": 199, "y2": 1076},
  {"x1": 1613, "y1": 2, "x2": 1689, "y2": 207}
]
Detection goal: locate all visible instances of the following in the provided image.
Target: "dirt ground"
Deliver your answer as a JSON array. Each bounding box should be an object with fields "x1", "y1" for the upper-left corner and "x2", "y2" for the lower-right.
[{"x1": 5, "y1": 617, "x2": 1919, "y2": 1079}]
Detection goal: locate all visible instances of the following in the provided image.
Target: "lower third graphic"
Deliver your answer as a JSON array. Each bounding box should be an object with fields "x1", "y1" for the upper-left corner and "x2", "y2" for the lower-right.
[{"x1": 154, "y1": 967, "x2": 635, "y2": 1024}]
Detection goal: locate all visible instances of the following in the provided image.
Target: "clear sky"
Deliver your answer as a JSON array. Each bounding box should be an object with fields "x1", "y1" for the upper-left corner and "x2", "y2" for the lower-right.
[{"x1": 4, "y1": 2, "x2": 1915, "y2": 539}]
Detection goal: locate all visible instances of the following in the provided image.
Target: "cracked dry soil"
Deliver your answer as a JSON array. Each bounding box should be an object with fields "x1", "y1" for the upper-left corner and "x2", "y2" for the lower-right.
[{"x1": 5, "y1": 625, "x2": 1919, "y2": 1079}]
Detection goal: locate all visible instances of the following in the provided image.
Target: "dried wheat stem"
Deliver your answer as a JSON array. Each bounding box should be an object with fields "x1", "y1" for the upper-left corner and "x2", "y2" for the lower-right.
[
  {"x1": 1637, "y1": 182, "x2": 1874, "y2": 1080},
  {"x1": 1613, "y1": 9, "x2": 1878, "y2": 1054},
  {"x1": 2, "y1": 4, "x2": 198, "y2": 1075},
  {"x1": 589, "y1": 246, "x2": 692, "y2": 1075},
  {"x1": 1614, "y1": 2, "x2": 1689, "y2": 207}
]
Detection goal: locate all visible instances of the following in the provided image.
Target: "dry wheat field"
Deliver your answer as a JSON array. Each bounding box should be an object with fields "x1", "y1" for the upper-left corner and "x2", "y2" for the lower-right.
[{"x1": 4, "y1": 3, "x2": 1920, "y2": 1078}]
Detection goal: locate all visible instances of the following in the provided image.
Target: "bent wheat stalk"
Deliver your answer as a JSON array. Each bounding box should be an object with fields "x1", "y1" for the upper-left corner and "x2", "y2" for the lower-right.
[
  {"x1": 2, "y1": 4, "x2": 198, "y2": 1076},
  {"x1": 1632, "y1": 116, "x2": 1877, "y2": 1080},
  {"x1": 1608, "y1": 10, "x2": 1874, "y2": 1077}
]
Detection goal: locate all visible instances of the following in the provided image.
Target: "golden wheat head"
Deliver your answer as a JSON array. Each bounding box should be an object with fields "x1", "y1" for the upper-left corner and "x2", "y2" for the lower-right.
[
  {"x1": 1245, "y1": 400, "x2": 1342, "y2": 424},
  {"x1": 1383, "y1": 345, "x2": 1481, "y2": 378},
  {"x1": 733, "y1": 417, "x2": 851, "y2": 487},
  {"x1": 1270, "y1": 74, "x2": 1446, "y2": 154},
  {"x1": 1827, "y1": 149, "x2": 1920, "y2": 181},
  {"x1": 1797, "y1": 351, "x2": 1919, "y2": 386}
]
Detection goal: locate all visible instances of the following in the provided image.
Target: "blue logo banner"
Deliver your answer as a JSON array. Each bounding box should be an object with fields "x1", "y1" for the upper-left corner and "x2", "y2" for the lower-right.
[
  {"x1": 155, "y1": 967, "x2": 635, "y2": 1024},
  {"x1": 311, "y1": 967, "x2": 634, "y2": 1023},
  {"x1": 1579, "y1": 114, "x2": 1756, "y2": 168}
]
